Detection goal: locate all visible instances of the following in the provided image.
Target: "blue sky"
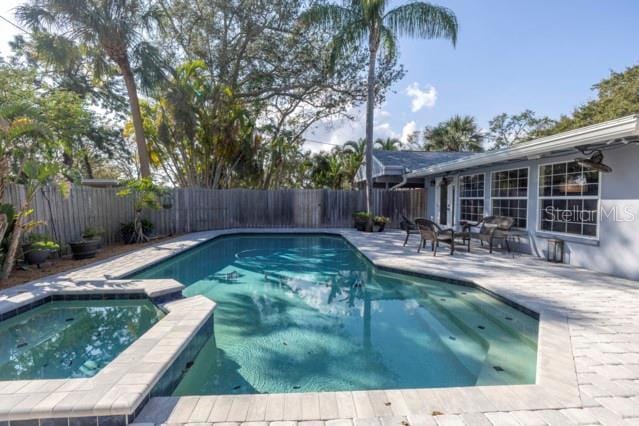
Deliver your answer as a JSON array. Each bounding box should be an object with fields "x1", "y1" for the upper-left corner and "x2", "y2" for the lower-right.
[
  {"x1": 1, "y1": 0, "x2": 638, "y2": 151},
  {"x1": 308, "y1": 0, "x2": 639, "y2": 149}
]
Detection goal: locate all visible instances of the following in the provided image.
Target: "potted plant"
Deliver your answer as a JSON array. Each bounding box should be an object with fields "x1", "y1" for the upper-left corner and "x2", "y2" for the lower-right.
[
  {"x1": 120, "y1": 219, "x2": 154, "y2": 244},
  {"x1": 22, "y1": 233, "x2": 49, "y2": 257},
  {"x1": 22, "y1": 234, "x2": 59, "y2": 266},
  {"x1": 352, "y1": 211, "x2": 371, "y2": 231},
  {"x1": 69, "y1": 227, "x2": 104, "y2": 260},
  {"x1": 117, "y1": 178, "x2": 164, "y2": 243},
  {"x1": 83, "y1": 227, "x2": 105, "y2": 247},
  {"x1": 374, "y1": 216, "x2": 390, "y2": 232}
]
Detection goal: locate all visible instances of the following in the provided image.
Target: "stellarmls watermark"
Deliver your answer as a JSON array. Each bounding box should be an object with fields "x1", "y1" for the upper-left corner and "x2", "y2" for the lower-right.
[{"x1": 543, "y1": 205, "x2": 636, "y2": 222}]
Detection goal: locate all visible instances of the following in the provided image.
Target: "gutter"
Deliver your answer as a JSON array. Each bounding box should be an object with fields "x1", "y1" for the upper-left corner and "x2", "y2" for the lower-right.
[
  {"x1": 406, "y1": 115, "x2": 639, "y2": 178},
  {"x1": 390, "y1": 170, "x2": 409, "y2": 190}
]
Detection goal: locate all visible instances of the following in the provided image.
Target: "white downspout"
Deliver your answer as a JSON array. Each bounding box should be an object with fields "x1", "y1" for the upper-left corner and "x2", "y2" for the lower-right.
[{"x1": 390, "y1": 168, "x2": 409, "y2": 190}]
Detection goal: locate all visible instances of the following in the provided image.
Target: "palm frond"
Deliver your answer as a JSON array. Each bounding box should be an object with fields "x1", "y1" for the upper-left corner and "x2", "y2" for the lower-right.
[
  {"x1": 378, "y1": 25, "x2": 398, "y2": 64},
  {"x1": 383, "y1": 2, "x2": 458, "y2": 46},
  {"x1": 15, "y1": 5, "x2": 56, "y2": 32},
  {"x1": 327, "y1": 20, "x2": 368, "y2": 70},
  {"x1": 131, "y1": 41, "x2": 167, "y2": 93},
  {"x1": 299, "y1": 4, "x2": 356, "y2": 32}
]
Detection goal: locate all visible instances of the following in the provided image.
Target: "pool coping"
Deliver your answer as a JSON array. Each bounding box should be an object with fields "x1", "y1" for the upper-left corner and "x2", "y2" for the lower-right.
[
  {"x1": 0, "y1": 229, "x2": 581, "y2": 423},
  {"x1": 0, "y1": 279, "x2": 216, "y2": 423}
]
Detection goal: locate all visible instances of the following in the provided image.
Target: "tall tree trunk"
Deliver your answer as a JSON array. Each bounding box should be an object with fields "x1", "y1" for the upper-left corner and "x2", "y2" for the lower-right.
[
  {"x1": 0, "y1": 154, "x2": 9, "y2": 201},
  {"x1": 0, "y1": 214, "x2": 7, "y2": 248},
  {"x1": 365, "y1": 38, "x2": 379, "y2": 230},
  {"x1": 119, "y1": 61, "x2": 151, "y2": 178},
  {"x1": 83, "y1": 152, "x2": 95, "y2": 179},
  {"x1": 0, "y1": 206, "x2": 25, "y2": 282}
]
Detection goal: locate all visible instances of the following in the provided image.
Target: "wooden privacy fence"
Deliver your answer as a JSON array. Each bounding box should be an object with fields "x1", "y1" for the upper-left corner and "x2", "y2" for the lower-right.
[{"x1": 1, "y1": 185, "x2": 426, "y2": 246}]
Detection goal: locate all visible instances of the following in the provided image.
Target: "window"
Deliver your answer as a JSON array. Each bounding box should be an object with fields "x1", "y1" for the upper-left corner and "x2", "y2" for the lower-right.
[
  {"x1": 538, "y1": 161, "x2": 600, "y2": 237},
  {"x1": 459, "y1": 174, "x2": 485, "y2": 222},
  {"x1": 491, "y1": 168, "x2": 528, "y2": 228}
]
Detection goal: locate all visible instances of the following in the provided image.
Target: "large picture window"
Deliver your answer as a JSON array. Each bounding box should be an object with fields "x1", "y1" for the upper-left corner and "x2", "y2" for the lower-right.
[
  {"x1": 538, "y1": 161, "x2": 600, "y2": 237},
  {"x1": 491, "y1": 168, "x2": 528, "y2": 228},
  {"x1": 459, "y1": 174, "x2": 484, "y2": 222}
]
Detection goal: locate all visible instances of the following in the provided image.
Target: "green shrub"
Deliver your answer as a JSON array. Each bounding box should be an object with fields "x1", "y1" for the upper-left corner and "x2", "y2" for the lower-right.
[
  {"x1": 352, "y1": 211, "x2": 371, "y2": 220},
  {"x1": 30, "y1": 240, "x2": 60, "y2": 251},
  {"x1": 82, "y1": 226, "x2": 104, "y2": 240}
]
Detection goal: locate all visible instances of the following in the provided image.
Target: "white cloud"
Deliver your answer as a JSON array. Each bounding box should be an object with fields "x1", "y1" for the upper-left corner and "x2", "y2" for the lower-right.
[
  {"x1": 405, "y1": 83, "x2": 437, "y2": 112},
  {"x1": 305, "y1": 106, "x2": 398, "y2": 152},
  {"x1": 400, "y1": 121, "x2": 417, "y2": 144},
  {"x1": 374, "y1": 122, "x2": 399, "y2": 138},
  {"x1": 377, "y1": 110, "x2": 391, "y2": 118}
]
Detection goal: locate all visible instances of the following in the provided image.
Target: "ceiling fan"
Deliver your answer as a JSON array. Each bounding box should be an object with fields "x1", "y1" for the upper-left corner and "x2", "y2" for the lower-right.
[{"x1": 575, "y1": 149, "x2": 613, "y2": 173}]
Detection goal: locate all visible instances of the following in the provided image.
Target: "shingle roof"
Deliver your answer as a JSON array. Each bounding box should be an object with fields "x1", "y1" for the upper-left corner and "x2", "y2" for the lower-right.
[{"x1": 373, "y1": 150, "x2": 475, "y2": 173}]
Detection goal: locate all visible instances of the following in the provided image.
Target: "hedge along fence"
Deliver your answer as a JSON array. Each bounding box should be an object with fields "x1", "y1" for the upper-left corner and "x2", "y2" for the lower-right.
[{"x1": 1, "y1": 184, "x2": 426, "y2": 246}]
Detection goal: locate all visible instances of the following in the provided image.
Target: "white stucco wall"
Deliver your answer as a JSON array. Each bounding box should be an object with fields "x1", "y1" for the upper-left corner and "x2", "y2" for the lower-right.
[{"x1": 423, "y1": 144, "x2": 639, "y2": 281}]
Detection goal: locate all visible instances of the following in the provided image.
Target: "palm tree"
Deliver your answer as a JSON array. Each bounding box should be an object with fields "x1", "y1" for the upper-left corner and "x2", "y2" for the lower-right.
[
  {"x1": 343, "y1": 138, "x2": 366, "y2": 159},
  {"x1": 374, "y1": 137, "x2": 401, "y2": 151},
  {"x1": 302, "y1": 1, "x2": 458, "y2": 223},
  {"x1": 342, "y1": 139, "x2": 366, "y2": 187},
  {"x1": 423, "y1": 115, "x2": 484, "y2": 152},
  {"x1": 17, "y1": 0, "x2": 164, "y2": 178}
]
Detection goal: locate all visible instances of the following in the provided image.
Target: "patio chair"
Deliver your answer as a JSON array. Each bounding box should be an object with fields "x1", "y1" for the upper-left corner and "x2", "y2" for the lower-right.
[
  {"x1": 415, "y1": 218, "x2": 456, "y2": 256},
  {"x1": 462, "y1": 216, "x2": 515, "y2": 254},
  {"x1": 400, "y1": 214, "x2": 420, "y2": 246}
]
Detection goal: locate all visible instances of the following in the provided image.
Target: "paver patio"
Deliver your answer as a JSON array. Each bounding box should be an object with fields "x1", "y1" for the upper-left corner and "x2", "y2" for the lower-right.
[{"x1": 2, "y1": 229, "x2": 639, "y2": 425}]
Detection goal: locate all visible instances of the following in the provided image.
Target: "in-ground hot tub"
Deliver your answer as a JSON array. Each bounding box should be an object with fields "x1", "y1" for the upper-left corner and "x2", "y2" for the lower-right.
[{"x1": 0, "y1": 298, "x2": 164, "y2": 380}]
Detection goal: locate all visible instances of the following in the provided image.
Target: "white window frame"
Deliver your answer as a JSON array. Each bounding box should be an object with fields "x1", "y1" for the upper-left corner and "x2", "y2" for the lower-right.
[
  {"x1": 537, "y1": 160, "x2": 602, "y2": 240},
  {"x1": 458, "y1": 173, "x2": 485, "y2": 223},
  {"x1": 490, "y1": 167, "x2": 530, "y2": 230}
]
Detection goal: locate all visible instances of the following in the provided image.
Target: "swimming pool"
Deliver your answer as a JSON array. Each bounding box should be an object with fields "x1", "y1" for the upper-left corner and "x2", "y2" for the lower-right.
[
  {"x1": 130, "y1": 234, "x2": 538, "y2": 395},
  {"x1": 0, "y1": 299, "x2": 164, "y2": 380}
]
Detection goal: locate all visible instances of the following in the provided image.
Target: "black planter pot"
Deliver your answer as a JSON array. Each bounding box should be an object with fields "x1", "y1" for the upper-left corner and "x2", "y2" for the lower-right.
[
  {"x1": 353, "y1": 220, "x2": 369, "y2": 232},
  {"x1": 374, "y1": 223, "x2": 386, "y2": 232},
  {"x1": 23, "y1": 245, "x2": 51, "y2": 266},
  {"x1": 70, "y1": 239, "x2": 101, "y2": 260}
]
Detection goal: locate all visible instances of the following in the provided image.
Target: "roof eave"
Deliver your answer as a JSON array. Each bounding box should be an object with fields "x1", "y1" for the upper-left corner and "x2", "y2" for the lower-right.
[{"x1": 406, "y1": 115, "x2": 639, "y2": 178}]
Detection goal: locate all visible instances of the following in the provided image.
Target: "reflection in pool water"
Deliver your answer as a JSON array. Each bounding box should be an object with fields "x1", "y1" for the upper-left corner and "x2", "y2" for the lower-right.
[
  {"x1": 0, "y1": 299, "x2": 163, "y2": 380},
  {"x1": 130, "y1": 234, "x2": 538, "y2": 395}
]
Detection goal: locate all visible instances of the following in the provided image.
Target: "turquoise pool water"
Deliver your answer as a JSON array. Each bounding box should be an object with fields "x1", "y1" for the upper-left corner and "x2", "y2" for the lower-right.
[
  {"x1": 130, "y1": 234, "x2": 538, "y2": 395},
  {"x1": 0, "y1": 299, "x2": 163, "y2": 380}
]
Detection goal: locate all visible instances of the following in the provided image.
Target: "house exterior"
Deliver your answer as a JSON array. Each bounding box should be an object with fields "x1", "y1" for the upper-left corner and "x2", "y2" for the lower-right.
[
  {"x1": 356, "y1": 150, "x2": 473, "y2": 189},
  {"x1": 400, "y1": 115, "x2": 639, "y2": 281}
]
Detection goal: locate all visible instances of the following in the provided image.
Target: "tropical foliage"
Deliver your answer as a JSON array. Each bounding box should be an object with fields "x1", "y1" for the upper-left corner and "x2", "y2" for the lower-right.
[
  {"x1": 16, "y1": 0, "x2": 165, "y2": 178},
  {"x1": 423, "y1": 115, "x2": 484, "y2": 152},
  {"x1": 117, "y1": 178, "x2": 167, "y2": 243},
  {"x1": 0, "y1": 64, "x2": 73, "y2": 281},
  {"x1": 543, "y1": 65, "x2": 639, "y2": 134},
  {"x1": 488, "y1": 110, "x2": 555, "y2": 150},
  {"x1": 374, "y1": 137, "x2": 401, "y2": 151},
  {"x1": 308, "y1": 143, "x2": 365, "y2": 189}
]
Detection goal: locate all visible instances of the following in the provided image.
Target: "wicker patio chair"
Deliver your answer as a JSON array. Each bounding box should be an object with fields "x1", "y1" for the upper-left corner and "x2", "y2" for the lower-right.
[
  {"x1": 415, "y1": 218, "x2": 456, "y2": 256},
  {"x1": 400, "y1": 214, "x2": 420, "y2": 246},
  {"x1": 462, "y1": 216, "x2": 515, "y2": 254}
]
